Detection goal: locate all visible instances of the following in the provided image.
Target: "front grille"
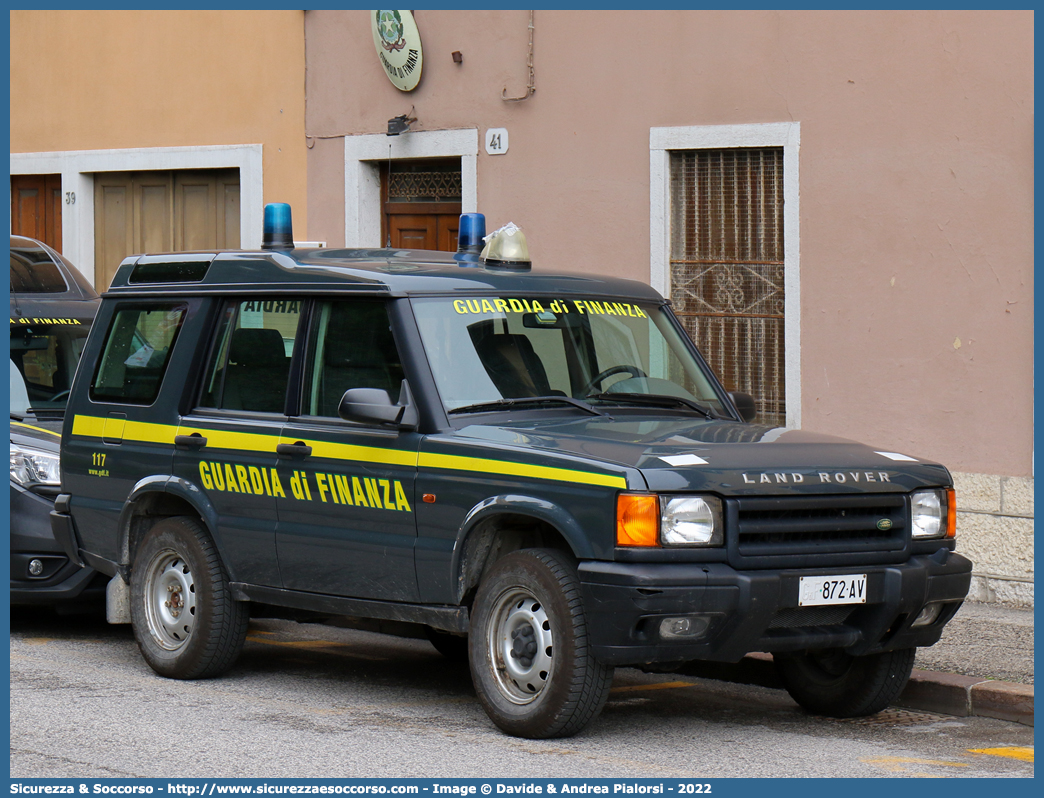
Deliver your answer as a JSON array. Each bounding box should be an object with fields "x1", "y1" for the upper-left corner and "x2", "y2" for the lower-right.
[
  {"x1": 767, "y1": 605, "x2": 854, "y2": 629},
  {"x1": 727, "y1": 493, "x2": 907, "y2": 566}
]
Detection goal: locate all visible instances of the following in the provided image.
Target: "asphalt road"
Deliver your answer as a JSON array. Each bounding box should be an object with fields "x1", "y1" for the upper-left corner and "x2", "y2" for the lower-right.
[{"x1": 9, "y1": 608, "x2": 1034, "y2": 780}]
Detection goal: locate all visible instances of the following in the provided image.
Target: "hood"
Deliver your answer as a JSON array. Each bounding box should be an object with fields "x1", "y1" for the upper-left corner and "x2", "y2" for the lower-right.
[
  {"x1": 450, "y1": 415, "x2": 951, "y2": 495},
  {"x1": 10, "y1": 418, "x2": 62, "y2": 454}
]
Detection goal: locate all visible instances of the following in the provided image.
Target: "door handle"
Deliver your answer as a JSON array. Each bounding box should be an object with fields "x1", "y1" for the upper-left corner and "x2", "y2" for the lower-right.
[
  {"x1": 174, "y1": 434, "x2": 208, "y2": 450},
  {"x1": 276, "y1": 442, "x2": 313, "y2": 459}
]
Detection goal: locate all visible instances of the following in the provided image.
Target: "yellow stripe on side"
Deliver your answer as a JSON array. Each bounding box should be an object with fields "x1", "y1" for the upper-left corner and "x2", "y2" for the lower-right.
[
  {"x1": 72, "y1": 414, "x2": 626, "y2": 489},
  {"x1": 305, "y1": 438, "x2": 418, "y2": 468},
  {"x1": 180, "y1": 426, "x2": 281, "y2": 455},
  {"x1": 71, "y1": 414, "x2": 107, "y2": 439},
  {"x1": 127, "y1": 419, "x2": 182, "y2": 443},
  {"x1": 10, "y1": 422, "x2": 61, "y2": 438},
  {"x1": 419, "y1": 451, "x2": 627, "y2": 489},
  {"x1": 73, "y1": 415, "x2": 182, "y2": 445}
]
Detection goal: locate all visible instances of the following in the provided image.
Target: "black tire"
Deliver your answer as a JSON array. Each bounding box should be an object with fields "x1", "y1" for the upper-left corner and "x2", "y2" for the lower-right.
[
  {"x1": 426, "y1": 627, "x2": 470, "y2": 663},
  {"x1": 774, "y1": 647, "x2": 916, "y2": 718},
  {"x1": 130, "y1": 516, "x2": 248, "y2": 679},
  {"x1": 469, "y1": 549, "x2": 614, "y2": 739}
]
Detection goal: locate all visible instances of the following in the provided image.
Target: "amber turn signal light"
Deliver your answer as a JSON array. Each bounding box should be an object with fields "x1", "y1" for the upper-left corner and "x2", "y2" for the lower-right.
[
  {"x1": 616, "y1": 493, "x2": 660, "y2": 547},
  {"x1": 946, "y1": 488, "x2": 957, "y2": 538}
]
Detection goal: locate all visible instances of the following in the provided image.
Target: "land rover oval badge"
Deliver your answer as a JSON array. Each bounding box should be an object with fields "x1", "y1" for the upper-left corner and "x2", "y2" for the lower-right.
[
  {"x1": 372, "y1": 10, "x2": 423, "y2": 91},
  {"x1": 877, "y1": 518, "x2": 893, "y2": 531}
]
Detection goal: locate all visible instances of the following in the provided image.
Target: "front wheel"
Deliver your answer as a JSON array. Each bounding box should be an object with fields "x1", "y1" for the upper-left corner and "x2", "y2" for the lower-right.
[
  {"x1": 469, "y1": 549, "x2": 614, "y2": 739},
  {"x1": 130, "y1": 516, "x2": 248, "y2": 679},
  {"x1": 774, "y1": 647, "x2": 916, "y2": 717}
]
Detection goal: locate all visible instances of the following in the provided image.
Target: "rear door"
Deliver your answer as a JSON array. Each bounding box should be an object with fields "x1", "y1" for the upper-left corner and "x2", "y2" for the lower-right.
[
  {"x1": 170, "y1": 297, "x2": 301, "y2": 587},
  {"x1": 63, "y1": 301, "x2": 192, "y2": 561}
]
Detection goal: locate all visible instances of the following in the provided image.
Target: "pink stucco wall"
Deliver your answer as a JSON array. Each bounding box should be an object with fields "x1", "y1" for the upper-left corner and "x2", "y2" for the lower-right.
[{"x1": 305, "y1": 9, "x2": 1033, "y2": 477}]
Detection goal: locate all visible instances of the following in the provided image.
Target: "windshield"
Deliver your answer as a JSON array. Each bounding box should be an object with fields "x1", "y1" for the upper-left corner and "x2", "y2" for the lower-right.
[
  {"x1": 10, "y1": 319, "x2": 93, "y2": 415},
  {"x1": 411, "y1": 296, "x2": 727, "y2": 415}
]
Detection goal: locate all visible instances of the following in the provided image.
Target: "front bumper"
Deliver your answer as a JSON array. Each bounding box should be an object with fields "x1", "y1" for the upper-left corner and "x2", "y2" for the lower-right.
[
  {"x1": 579, "y1": 548, "x2": 972, "y2": 667},
  {"x1": 10, "y1": 483, "x2": 103, "y2": 605}
]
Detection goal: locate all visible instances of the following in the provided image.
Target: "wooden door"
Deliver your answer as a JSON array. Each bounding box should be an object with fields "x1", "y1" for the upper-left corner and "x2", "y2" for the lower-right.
[
  {"x1": 388, "y1": 215, "x2": 436, "y2": 249},
  {"x1": 94, "y1": 169, "x2": 240, "y2": 290},
  {"x1": 380, "y1": 159, "x2": 462, "y2": 252},
  {"x1": 11, "y1": 174, "x2": 62, "y2": 252}
]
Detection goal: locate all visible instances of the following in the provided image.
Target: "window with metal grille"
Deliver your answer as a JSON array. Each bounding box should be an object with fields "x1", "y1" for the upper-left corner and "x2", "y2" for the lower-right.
[
  {"x1": 669, "y1": 148, "x2": 785, "y2": 426},
  {"x1": 387, "y1": 159, "x2": 462, "y2": 203}
]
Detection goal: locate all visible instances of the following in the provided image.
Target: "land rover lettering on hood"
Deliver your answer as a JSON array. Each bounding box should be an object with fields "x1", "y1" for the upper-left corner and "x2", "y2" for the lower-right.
[{"x1": 53, "y1": 207, "x2": 971, "y2": 739}]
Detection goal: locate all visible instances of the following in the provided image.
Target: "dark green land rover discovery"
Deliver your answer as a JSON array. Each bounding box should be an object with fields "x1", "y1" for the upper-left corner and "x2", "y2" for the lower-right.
[{"x1": 53, "y1": 206, "x2": 972, "y2": 739}]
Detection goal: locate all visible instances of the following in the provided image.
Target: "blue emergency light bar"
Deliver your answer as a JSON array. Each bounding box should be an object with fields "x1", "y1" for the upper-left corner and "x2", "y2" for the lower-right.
[
  {"x1": 262, "y1": 203, "x2": 294, "y2": 250},
  {"x1": 455, "y1": 213, "x2": 486, "y2": 266}
]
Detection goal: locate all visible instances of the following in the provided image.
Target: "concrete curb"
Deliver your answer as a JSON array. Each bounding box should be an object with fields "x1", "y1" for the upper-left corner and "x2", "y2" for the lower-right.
[{"x1": 673, "y1": 653, "x2": 1034, "y2": 726}]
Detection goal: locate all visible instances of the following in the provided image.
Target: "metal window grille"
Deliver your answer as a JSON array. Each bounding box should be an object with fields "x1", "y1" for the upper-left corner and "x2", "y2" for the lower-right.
[
  {"x1": 669, "y1": 148, "x2": 785, "y2": 426},
  {"x1": 388, "y1": 164, "x2": 462, "y2": 203}
]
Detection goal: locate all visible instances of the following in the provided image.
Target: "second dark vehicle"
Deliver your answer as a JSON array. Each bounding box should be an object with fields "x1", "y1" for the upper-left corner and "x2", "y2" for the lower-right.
[{"x1": 10, "y1": 234, "x2": 104, "y2": 606}]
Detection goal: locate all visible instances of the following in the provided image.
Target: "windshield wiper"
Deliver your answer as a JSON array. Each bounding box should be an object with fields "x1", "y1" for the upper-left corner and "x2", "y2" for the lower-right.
[
  {"x1": 449, "y1": 396, "x2": 609, "y2": 417},
  {"x1": 586, "y1": 392, "x2": 719, "y2": 419}
]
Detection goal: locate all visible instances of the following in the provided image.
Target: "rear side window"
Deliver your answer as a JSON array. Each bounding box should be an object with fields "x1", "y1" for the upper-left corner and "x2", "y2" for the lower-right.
[
  {"x1": 90, "y1": 305, "x2": 187, "y2": 404},
  {"x1": 199, "y1": 299, "x2": 301, "y2": 413},
  {"x1": 10, "y1": 250, "x2": 68, "y2": 293}
]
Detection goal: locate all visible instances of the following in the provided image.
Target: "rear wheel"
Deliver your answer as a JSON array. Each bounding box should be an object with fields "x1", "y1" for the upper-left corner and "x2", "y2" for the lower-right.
[
  {"x1": 130, "y1": 516, "x2": 248, "y2": 679},
  {"x1": 774, "y1": 647, "x2": 916, "y2": 717},
  {"x1": 469, "y1": 549, "x2": 614, "y2": 739}
]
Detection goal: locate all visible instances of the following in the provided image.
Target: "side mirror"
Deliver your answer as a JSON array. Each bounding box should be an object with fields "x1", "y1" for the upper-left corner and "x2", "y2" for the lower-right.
[
  {"x1": 729, "y1": 391, "x2": 757, "y2": 423},
  {"x1": 338, "y1": 380, "x2": 419, "y2": 429}
]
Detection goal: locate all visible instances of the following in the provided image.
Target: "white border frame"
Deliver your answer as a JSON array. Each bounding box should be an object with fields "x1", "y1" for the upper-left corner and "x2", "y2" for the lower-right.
[
  {"x1": 650, "y1": 122, "x2": 801, "y2": 428},
  {"x1": 343, "y1": 129, "x2": 478, "y2": 247},
  {"x1": 10, "y1": 144, "x2": 264, "y2": 288}
]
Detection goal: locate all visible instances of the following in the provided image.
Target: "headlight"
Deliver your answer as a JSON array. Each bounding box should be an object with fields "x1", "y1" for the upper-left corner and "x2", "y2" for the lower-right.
[
  {"x1": 661, "y1": 495, "x2": 723, "y2": 546},
  {"x1": 911, "y1": 488, "x2": 952, "y2": 538},
  {"x1": 10, "y1": 443, "x2": 61, "y2": 487}
]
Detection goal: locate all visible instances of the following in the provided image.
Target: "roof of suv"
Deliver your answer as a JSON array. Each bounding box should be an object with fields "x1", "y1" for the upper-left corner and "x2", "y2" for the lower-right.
[{"x1": 106, "y1": 248, "x2": 666, "y2": 302}]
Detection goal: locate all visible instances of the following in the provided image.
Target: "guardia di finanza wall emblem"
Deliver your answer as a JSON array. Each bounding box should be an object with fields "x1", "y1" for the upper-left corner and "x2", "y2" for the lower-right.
[
  {"x1": 376, "y1": 10, "x2": 406, "y2": 52},
  {"x1": 371, "y1": 9, "x2": 424, "y2": 91}
]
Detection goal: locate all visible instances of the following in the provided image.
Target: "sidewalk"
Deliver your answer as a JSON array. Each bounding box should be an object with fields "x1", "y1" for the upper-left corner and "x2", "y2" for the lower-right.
[{"x1": 677, "y1": 600, "x2": 1035, "y2": 726}]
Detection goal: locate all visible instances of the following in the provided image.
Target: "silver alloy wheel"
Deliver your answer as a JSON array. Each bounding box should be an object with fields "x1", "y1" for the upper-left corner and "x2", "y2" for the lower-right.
[
  {"x1": 143, "y1": 548, "x2": 197, "y2": 651},
  {"x1": 487, "y1": 587, "x2": 554, "y2": 704}
]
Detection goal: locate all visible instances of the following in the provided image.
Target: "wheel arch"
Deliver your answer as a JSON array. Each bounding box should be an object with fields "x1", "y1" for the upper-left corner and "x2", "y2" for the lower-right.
[
  {"x1": 116, "y1": 475, "x2": 223, "y2": 580},
  {"x1": 452, "y1": 494, "x2": 592, "y2": 606}
]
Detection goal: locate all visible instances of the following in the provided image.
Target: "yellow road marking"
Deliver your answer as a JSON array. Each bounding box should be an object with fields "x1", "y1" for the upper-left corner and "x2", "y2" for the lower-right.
[
  {"x1": 862, "y1": 757, "x2": 969, "y2": 769},
  {"x1": 610, "y1": 681, "x2": 692, "y2": 694},
  {"x1": 245, "y1": 635, "x2": 386, "y2": 660},
  {"x1": 968, "y1": 747, "x2": 1034, "y2": 762},
  {"x1": 21, "y1": 638, "x2": 56, "y2": 646}
]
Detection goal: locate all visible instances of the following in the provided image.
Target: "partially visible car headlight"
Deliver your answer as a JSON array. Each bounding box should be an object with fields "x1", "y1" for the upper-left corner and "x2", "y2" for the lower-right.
[
  {"x1": 911, "y1": 488, "x2": 952, "y2": 538},
  {"x1": 10, "y1": 443, "x2": 61, "y2": 487},
  {"x1": 661, "y1": 495, "x2": 723, "y2": 546}
]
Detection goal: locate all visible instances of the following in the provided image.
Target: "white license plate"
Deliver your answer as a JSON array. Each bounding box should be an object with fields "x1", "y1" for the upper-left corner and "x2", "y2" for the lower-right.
[{"x1": 798, "y1": 574, "x2": 867, "y2": 606}]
